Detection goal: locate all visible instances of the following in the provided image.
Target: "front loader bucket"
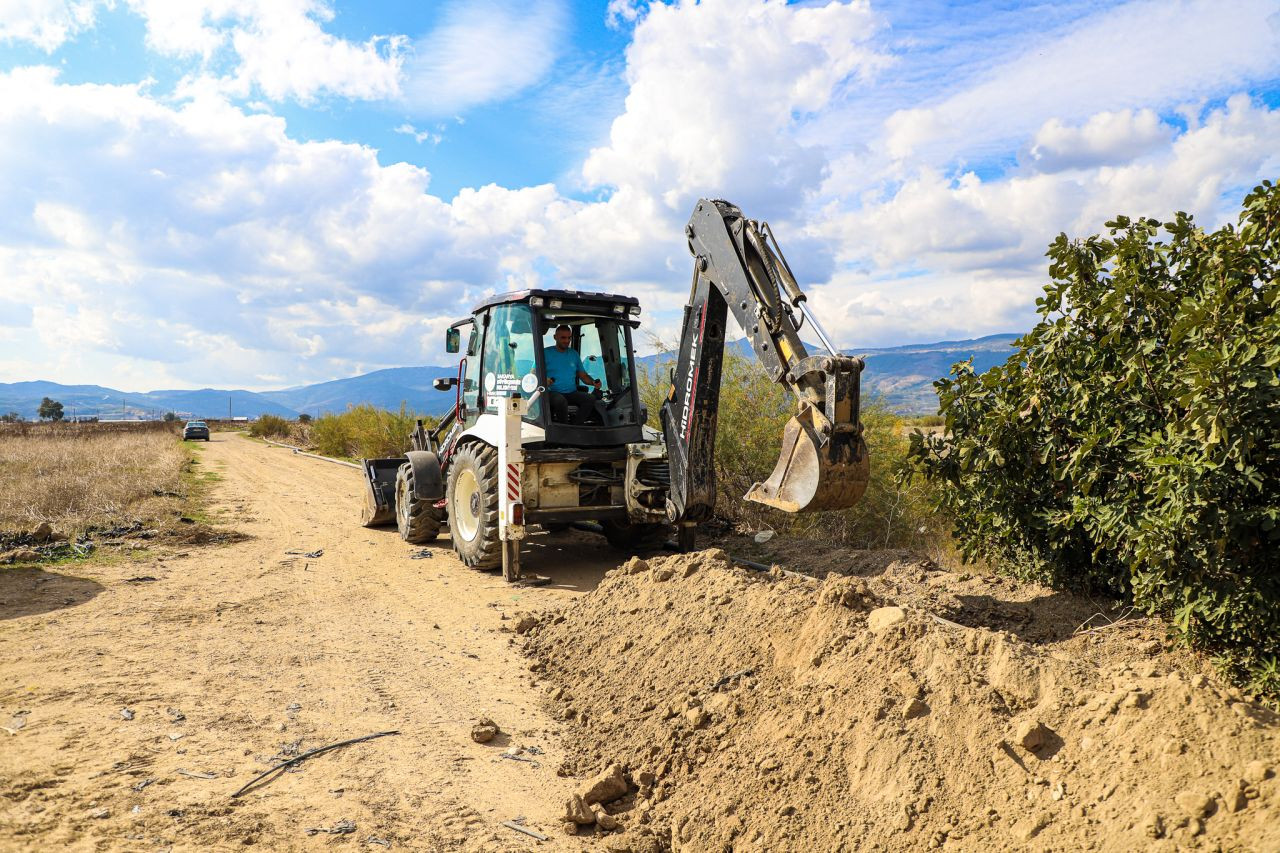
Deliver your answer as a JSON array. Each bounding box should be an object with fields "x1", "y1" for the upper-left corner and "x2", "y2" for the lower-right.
[
  {"x1": 745, "y1": 408, "x2": 869, "y2": 513},
  {"x1": 361, "y1": 458, "x2": 404, "y2": 527}
]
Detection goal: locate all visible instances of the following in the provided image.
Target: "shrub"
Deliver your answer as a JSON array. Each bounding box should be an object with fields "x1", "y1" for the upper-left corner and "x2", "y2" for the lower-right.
[
  {"x1": 310, "y1": 403, "x2": 431, "y2": 460},
  {"x1": 908, "y1": 180, "x2": 1280, "y2": 697},
  {"x1": 248, "y1": 414, "x2": 291, "y2": 439},
  {"x1": 639, "y1": 347, "x2": 945, "y2": 555}
]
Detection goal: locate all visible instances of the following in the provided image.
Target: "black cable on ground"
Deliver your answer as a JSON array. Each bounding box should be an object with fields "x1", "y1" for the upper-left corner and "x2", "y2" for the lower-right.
[{"x1": 230, "y1": 730, "x2": 400, "y2": 798}]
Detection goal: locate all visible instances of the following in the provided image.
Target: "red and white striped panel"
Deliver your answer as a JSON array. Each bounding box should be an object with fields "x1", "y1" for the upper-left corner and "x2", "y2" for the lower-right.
[{"x1": 506, "y1": 463, "x2": 521, "y2": 502}]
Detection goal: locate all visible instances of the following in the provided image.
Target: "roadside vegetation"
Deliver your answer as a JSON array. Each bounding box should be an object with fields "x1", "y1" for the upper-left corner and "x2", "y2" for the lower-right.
[
  {"x1": 0, "y1": 421, "x2": 233, "y2": 564},
  {"x1": 278, "y1": 403, "x2": 435, "y2": 459},
  {"x1": 909, "y1": 180, "x2": 1279, "y2": 700},
  {"x1": 638, "y1": 351, "x2": 949, "y2": 560},
  {"x1": 247, "y1": 413, "x2": 292, "y2": 439}
]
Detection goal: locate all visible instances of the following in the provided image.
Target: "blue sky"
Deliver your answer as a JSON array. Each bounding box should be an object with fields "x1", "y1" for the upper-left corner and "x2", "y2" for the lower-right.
[{"x1": 0, "y1": 0, "x2": 1278, "y2": 391}]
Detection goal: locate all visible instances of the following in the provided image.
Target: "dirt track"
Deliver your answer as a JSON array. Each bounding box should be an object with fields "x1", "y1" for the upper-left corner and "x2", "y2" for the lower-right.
[
  {"x1": 5, "y1": 432, "x2": 1280, "y2": 852},
  {"x1": 1, "y1": 433, "x2": 614, "y2": 850}
]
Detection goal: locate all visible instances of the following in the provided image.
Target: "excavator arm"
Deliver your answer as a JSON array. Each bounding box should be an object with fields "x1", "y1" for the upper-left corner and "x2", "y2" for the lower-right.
[{"x1": 659, "y1": 198, "x2": 870, "y2": 525}]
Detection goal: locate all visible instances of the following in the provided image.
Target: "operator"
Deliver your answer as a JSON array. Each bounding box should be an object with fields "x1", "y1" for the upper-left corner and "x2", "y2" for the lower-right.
[{"x1": 543, "y1": 324, "x2": 600, "y2": 425}]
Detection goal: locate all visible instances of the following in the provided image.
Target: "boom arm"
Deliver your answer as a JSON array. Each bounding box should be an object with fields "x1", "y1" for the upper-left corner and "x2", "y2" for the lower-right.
[{"x1": 659, "y1": 199, "x2": 870, "y2": 524}]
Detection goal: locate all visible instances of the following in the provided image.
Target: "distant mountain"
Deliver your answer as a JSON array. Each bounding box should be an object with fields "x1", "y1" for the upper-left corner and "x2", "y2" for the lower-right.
[
  {"x1": 855, "y1": 333, "x2": 1020, "y2": 413},
  {"x1": 637, "y1": 334, "x2": 1020, "y2": 414},
  {"x1": 0, "y1": 381, "x2": 300, "y2": 421},
  {"x1": 259, "y1": 364, "x2": 461, "y2": 417},
  {"x1": 0, "y1": 335, "x2": 1020, "y2": 421}
]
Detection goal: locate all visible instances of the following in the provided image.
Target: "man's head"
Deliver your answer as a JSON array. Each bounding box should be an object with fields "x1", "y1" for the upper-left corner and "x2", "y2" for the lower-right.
[{"x1": 553, "y1": 324, "x2": 572, "y2": 351}]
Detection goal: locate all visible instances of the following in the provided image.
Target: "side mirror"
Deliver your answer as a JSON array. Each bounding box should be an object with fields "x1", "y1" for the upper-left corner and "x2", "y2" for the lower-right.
[
  {"x1": 445, "y1": 328, "x2": 460, "y2": 353},
  {"x1": 433, "y1": 377, "x2": 459, "y2": 392}
]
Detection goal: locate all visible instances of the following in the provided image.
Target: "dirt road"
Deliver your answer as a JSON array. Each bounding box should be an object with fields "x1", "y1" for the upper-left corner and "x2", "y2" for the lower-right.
[{"x1": 1, "y1": 433, "x2": 616, "y2": 850}]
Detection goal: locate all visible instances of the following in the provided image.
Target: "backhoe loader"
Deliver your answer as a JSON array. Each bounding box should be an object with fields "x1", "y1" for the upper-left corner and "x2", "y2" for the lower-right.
[{"x1": 360, "y1": 198, "x2": 870, "y2": 580}]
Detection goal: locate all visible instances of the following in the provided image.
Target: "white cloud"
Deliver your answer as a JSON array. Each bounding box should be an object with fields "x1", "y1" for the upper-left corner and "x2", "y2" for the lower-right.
[
  {"x1": 399, "y1": 0, "x2": 568, "y2": 116},
  {"x1": 2, "y1": 0, "x2": 1280, "y2": 391},
  {"x1": 814, "y1": 95, "x2": 1280, "y2": 348},
  {"x1": 394, "y1": 122, "x2": 439, "y2": 145},
  {"x1": 1024, "y1": 109, "x2": 1171, "y2": 173},
  {"x1": 582, "y1": 0, "x2": 887, "y2": 220},
  {"x1": 882, "y1": 0, "x2": 1280, "y2": 164},
  {"x1": 0, "y1": 67, "x2": 487, "y2": 385},
  {"x1": 0, "y1": 0, "x2": 97, "y2": 51},
  {"x1": 125, "y1": 0, "x2": 406, "y2": 102},
  {"x1": 605, "y1": 0, "x2": 646, "y2": 30}
]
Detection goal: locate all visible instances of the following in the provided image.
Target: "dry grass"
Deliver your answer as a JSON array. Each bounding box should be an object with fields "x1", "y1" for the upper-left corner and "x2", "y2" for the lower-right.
[{"x1": 0, "y1": 427, "x2": 188, "y2": 536}]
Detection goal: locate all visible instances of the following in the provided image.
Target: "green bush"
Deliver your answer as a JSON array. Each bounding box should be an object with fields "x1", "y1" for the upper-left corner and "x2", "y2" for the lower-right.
[
  {"x1": 639, "y1": 348, "x2": 944, "y2": 555},
  {"x1": 248, "y1": 414, "x2": 291, "y2": 439},
  {"x1": 908, "y1": 180, "x2": 1280, "y2": 697},
  {"x1": 310, "y1": 403, "x2": 431, "y2": 460}
]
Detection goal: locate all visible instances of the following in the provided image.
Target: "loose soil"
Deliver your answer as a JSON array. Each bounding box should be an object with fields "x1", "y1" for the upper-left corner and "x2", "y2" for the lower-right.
[
  {"x1": 527, "y1": 551, "x2": 1280, "y2": 852},
  {"x1": 4, "y1": 433, "x2": 1278, "y2": 851}
]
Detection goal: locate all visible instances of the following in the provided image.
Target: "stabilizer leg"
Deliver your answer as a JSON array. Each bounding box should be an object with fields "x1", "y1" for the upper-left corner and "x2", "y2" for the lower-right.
[
  {"x1": 502, "y1": 539, "x2": 521, "y2": 582},
  {"x1": 677, "y1": 523, "x2": 696, "y2": 553}
]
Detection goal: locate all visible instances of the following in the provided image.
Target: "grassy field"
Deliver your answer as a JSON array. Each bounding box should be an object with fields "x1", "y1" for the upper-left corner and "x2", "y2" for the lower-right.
[{"x1": 0, "y1": 423, "x2": 206, "y2": 558}]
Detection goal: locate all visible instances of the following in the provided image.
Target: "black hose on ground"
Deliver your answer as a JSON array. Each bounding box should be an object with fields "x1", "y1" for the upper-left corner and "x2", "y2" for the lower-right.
[{"x1": 260, "y1": 437, "x2": 361, "y2": 469}]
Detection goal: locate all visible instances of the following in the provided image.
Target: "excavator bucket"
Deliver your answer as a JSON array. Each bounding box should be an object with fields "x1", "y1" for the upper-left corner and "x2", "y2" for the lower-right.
[
  {"x1": 361, "y1": 458, "x2": 404, "y2": 527},
  {"x1": 745, "y1": 405, "x2": 870, "y2": 513}
]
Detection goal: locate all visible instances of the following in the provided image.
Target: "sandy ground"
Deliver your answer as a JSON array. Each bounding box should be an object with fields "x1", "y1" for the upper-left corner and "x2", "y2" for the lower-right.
[
  {"x1": 530, "y1": 552, "x2": 1280, "y2": 852},
  {"x1": 1, "y1": 433, "x2": 615, "y2": 851},
  {"x1": 6, "y1": 432, "x2": 1278, "y2": 853}
]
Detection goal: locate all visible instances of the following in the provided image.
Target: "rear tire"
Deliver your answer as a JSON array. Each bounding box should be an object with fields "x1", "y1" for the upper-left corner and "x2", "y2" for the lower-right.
[
  {"x1": 396, "y1": 463, "x2": 442, "y2": 544},
  {"x1": 447, "y1": 443, "x2": 501, "y2": 569},
  {"x1": 601, "y1": 519, "x2": 671, "y2": 553}
]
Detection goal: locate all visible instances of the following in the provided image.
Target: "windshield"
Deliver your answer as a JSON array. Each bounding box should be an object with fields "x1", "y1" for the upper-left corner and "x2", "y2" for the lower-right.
[
  {"x1": 481, "y1": 303, "x2": 542, "y2": 419},
  {"x1": 539, "y1": 313, "x2": 637, "y2": 427}
]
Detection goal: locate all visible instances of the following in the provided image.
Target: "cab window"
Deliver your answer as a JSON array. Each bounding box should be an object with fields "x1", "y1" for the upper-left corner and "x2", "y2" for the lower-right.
[
  {"x1": 481, "y1": 303, "x2": 539, "y2": 415},
  {"x1": 538, "y1": 314, "x2": 637, "y2": 427},
  {"x1": 461, "y1": 322, "x2": 481, "y2": 426}
]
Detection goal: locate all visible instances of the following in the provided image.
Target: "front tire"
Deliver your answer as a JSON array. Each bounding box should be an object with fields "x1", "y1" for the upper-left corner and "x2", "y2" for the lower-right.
[
  {"x1": 396, "y1": 463, "x2": 442, "y2": 544},
  {"x1": 447, "y1": 443, "x2": 501, "y2": 569}
]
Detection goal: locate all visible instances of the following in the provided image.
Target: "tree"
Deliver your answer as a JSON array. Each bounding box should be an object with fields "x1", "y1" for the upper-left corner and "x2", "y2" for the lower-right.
[
  {"x1": 298, "y1": 413, "x2": 313, "y2": 424},
  {"x1": 38, "y1": 397, "x2": 64, "y2": 422},
  {"x1": 0, "y1": 411, "x2": 22, "y2": 423},
  {"x1": 163, "y1": 411, "x2": 179, "y2": 422},
  {"x1": 909, "y1": 179, "x2": 1280, "y2": 697}
]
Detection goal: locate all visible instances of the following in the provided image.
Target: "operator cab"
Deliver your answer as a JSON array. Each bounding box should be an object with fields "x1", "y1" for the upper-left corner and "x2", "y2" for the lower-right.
[{"x1": 442, "y1": 289, "x2": 644, "y2": 447}]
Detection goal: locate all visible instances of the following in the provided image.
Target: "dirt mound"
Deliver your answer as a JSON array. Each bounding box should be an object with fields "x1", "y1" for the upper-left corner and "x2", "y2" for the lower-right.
[{"x1": 526, "y1": 548, "x2": 1280, "y2": 852}]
